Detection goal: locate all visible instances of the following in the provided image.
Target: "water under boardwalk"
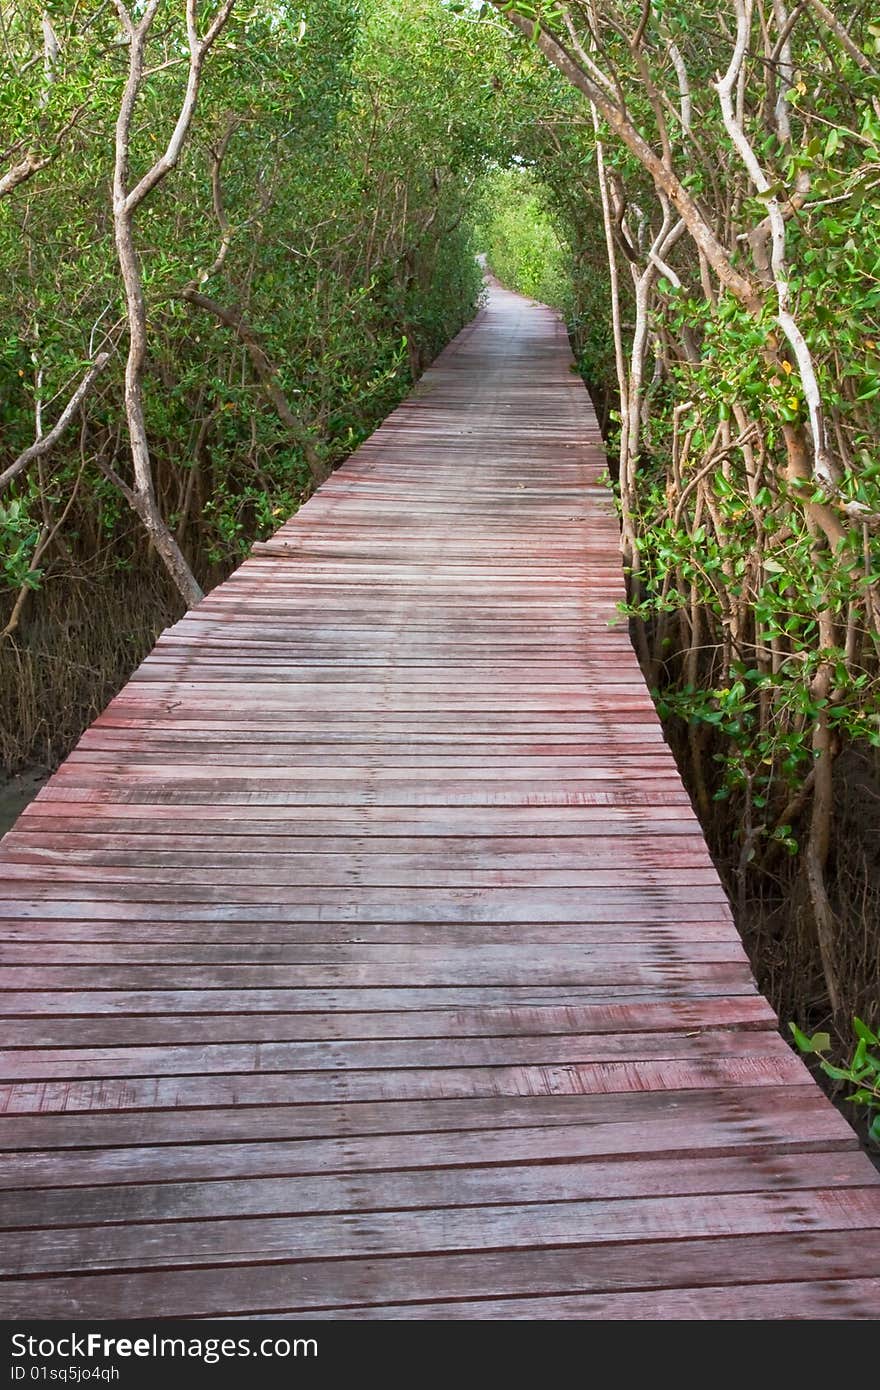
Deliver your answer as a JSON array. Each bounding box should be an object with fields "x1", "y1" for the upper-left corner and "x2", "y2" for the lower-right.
[{"x1": 1, "y1": 284, "x2": 878, "y2": 1319}]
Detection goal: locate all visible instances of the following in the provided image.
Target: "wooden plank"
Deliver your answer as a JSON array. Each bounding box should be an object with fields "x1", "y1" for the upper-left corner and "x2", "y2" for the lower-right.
[
  {"x1": 0, "y1": 893, "x2": 734, "y2": 921},
  {"x1": 1, "y1": 1151, "x2": 871, "y2": 1231},
  {"x1": 0, "y1": 941, "x2": 748, "y2": 967},
  {"x1": 3, "y1": 1229, "x2": 880, "y2": 1318},
  {"x1": 0, "y1": 1092, "x2": 854, "y2": 1189},
  {"x1": 0, "y1": 1052, "x2": 813, "y2": 1115},
  {"x1": 4, "y1": 1188, "x2": 880, "y2": 1278},
  {"x1": 1, "y1": 850, "x2": 718, "y2": 877},
  {"x1": 0, "y1": 864, "x2": 729, "y2": 890},
  {"x1": 0, "y1": 918, "x2": 741, "y2": 944},
  {"x1": 0, "y1": 961, "x2": 757, "y2": 988},
  {"x1": 298, "y1": 1280, "x2": 880, "y2": 1320},
  {"x1": 1, "y1": 997, "x2": 776, "y2": 1046},
  {"x1": 0, "y1": 984, "x2": 766, "y2": 1017},
  {"x1": 0, "y1": 1026, "x2": 782, "y2": 1081},
  {"x1": 0, "y1": 1085, "x2": 829, "y2": 1151},
  {"x1": 15, "y1": 804, "x2": 706, "y2": 830}
]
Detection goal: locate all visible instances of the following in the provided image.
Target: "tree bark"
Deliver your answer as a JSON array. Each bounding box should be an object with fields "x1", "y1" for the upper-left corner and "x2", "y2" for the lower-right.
[
  {"x1": 0, "y1": 152, "x2": 51, "y2": 199},
  {"x1": 109, "y1": 1, "x2": 236, "y2": 608},
  {"x1": 804, "y1": 610, "x2": 842, "y2": 1014}
]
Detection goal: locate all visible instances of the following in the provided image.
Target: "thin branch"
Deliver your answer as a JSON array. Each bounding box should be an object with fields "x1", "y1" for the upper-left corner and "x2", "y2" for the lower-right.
[
  {"x1": 0, "y1": 354, "x2": 110, "y2": 493},
  {"x1": 664, "y1": 32, "x2": 693, "y2": 135},
  {"x1": 0, "y1": 150, "x2": 50, "y2": 199},
  {"x1": 715, "y1": 0, "x2": 836, "y2": 487},
  {"x1": 805, "y1": 0, "x2": 880, "y2": 75},
  {"x1": 631, "y1": 0, "x2": 652, "y2": 52},
  {"x1": 124, "y1": 0, "x2": 237, "y2": 212}
]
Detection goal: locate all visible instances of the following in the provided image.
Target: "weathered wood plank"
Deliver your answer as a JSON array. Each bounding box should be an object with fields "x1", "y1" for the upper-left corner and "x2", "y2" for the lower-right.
[
  {"x1": 0, "y1": 1091, "x2": 854, "y2": 1189},
  {"x1": 0, "y1": 919, "x2": 742, "y2": 945},
  {"x1": 0, "y1": 1051, "x2": 811, "y2": 1115},
  {"x1": 4, "y1": 1229, "x2": 879, "y2": 1318},
  {"x1": 0, "y1": 1086, "x2": 827, "y2": 1152},
  {"x1": 0, "y1": 984, "x2": 766, "y2": 1017},
  {"x1": 1, "y1": 1151, "x2": 871, "y2": 1231},
  {"x1": 298, "y1": 1280, "x2": 880, "y2": 1320},
  {"x1": 0, "y1": 996, "x2": 775, "y2": 1047},
  {"x1": 0, "y1": 1026, "x2": 780, "y2": 1081},
  {"x1": 0, "y1": 941, "x2": 748, "y2": 967},
  {"x1": 4, "y1": 1187, "x2": 880, "y2": 1278}
]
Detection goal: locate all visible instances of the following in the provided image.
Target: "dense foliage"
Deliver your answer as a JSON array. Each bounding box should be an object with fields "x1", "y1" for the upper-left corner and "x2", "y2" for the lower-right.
[{"x1": 475, "y1": 167, "x2": 571, "y2": 308}]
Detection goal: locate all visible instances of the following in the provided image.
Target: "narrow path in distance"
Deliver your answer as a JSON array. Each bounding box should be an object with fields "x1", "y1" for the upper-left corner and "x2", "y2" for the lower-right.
[{"x1": 1, "y1": 284, "x2": 878, "y2": 1319}]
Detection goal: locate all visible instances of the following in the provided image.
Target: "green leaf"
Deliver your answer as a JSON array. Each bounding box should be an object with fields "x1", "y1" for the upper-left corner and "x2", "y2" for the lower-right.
[
  {"x1": 819, "y1": 1061, "x2": 853, "y2": 1081},
  {"x1": 848, "y1": 1089, "x2": 878, "y2": 1107},
  {"x1": 789, "y1": 1022, "x2": 829, "y2": 1054},
  {"x1": 854, "y1": 1017, "x2": 880, "y2": 1046}
]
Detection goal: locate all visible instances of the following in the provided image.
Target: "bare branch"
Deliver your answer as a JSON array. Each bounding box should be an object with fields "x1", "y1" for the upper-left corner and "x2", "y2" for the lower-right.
[
  {"x1": 805, "y1": 0, "x2": 880, "y2": 76},
  {"x1": 40, "y1": 10, "x2": 59, "y2": 108},
  {"x1": 0, "y1": 354, "x2": 110, "y2": 493},
  {"x1": 771, "y1": 0, "x2": 794, "y2": 140},
  {"x1": 664, "y1": 31, "x2": 693, "y2": 135},
  {"x1": 110, "y1": 1, "x2": 237, "y2": 607},
  {"x1": 715, "y1": 0, "x2": 836, "y2": 488},
  {"x1": 0, "y1": 150, "x2": 50, "y2": 198},
  {"x1": 631, "y1": 0, "x2": 652, "y2": 52},
  {"x1": 561, "y1": 7, "x2": 617, "y2": 98},
  {"x1": 125, "y1": 0, "x2": 237, "y2": 212}
]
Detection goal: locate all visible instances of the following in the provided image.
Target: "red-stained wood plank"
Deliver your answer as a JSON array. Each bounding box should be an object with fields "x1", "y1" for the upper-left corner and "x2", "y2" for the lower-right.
[
  {"x1": 1, "y1": 1150, "x2": 872, "y2": 1232},
  {"x1": 1, "y1": 996, "x2": 775, "y2": 1047},
  {"x1": 0, "y1": 282, "x2": 877, "y2": 1320},
  {"x1": 0, "y1": 1026, "x2": 782, "y2": 1082},
  {"x1": 298, "y1": 1280, "x2": 880, "y2": 1320},
  {"x1": 0, "y1": 1051, "x2": 814, "y2": 1116},
  {"x1": 3, "y1": 1230, "x2": 879, "y2": 1319},
  {"x1": 0, "y1": 1085, "x2": 833, "y2": 1152},
  {"x1": 0, "y1": 962, "x2": 758, "y2": 991},
  {"x1": 5, "y1": 1187, "x2": 880, "y2": 1278},
  {"x1": 0, "y1": 1089, "x2": 853, "y2": 1189},
  {"x1": 0, "y1": 942, "x2": 748, "y2": 969},
  {"x1": 0, "y1": 921, "x2": 744, "y2": 945},
  {"x1": 0, "y1": 888, "x2": 731, "y2": 917},
  {"x1": 0, "y1": 984, "x2": 768, "y2": 1020}
]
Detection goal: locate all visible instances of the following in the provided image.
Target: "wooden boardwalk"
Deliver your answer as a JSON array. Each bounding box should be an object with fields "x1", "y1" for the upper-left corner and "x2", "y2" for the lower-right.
[{"x1": 1, "y1": 284, "x2": 879, "y2": 1319}]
